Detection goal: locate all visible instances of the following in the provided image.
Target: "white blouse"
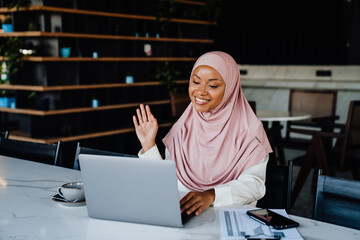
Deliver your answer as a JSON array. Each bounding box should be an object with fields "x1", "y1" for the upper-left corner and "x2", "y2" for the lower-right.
[{"x1": 138, "y1": 145, "x2": 269, "y2": 207}]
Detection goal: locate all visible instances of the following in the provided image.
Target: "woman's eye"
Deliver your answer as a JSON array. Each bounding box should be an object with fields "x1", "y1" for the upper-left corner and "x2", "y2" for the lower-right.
[
  {"x1": 192, "y1": 80, "x2": 200, "y2": 84},
  {"x1": 209, "y1": 85, "x2": 218, "y2": 89}
]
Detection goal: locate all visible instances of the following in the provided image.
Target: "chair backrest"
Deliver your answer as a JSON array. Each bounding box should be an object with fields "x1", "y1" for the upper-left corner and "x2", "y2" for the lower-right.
[
  {"x1": 314, "y1": 170, "x2": 360, "y2": 230},
  {"x1": 289, "y1": 89, "x2": 337, "y2": 118},
  {"x1": 0, "y1": 138, "x2": 61, "y2": 165},
  {"x1": 169, "y1": 91, "x2": 190, "y2": 121},
  {"x1": 257, "y1": 161, "x2": 292, "y2": 209},
  {"x1": 73, "y1": 142, "x2": 136, "y2": 170},
  {"x1": 248, "y1": 100, "x2": 256, "y2": 114},
  {"x1": 345, "y1": 101, "x2": 360, "y2": 147},
  {"x1": 333, "y1": 100, "x2": 360, "y2": 171}
]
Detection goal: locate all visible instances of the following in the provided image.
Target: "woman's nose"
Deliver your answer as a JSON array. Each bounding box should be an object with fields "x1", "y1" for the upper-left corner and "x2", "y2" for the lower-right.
[{"x1": 197, "y1": 84, "x2": 207, "y2": 95}]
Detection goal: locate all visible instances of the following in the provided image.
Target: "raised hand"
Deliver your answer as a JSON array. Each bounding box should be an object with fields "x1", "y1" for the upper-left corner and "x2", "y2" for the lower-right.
[{"x1": 133, "y1": 104, "x2": 158, "y2": 152}]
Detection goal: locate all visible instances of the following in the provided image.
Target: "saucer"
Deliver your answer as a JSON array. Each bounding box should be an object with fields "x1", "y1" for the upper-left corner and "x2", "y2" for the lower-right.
[{"x1": 52, "y1": 194, "x2": 86, "y2": 207}]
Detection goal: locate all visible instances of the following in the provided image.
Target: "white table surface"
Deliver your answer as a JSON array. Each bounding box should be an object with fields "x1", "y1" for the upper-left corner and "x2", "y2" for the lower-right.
[
  {"x1": 1, "y1": 155, "x2": 359, "y2": 240},
  {"x1": 257, "y1": 110, "x2": 311, "y2": 122}
]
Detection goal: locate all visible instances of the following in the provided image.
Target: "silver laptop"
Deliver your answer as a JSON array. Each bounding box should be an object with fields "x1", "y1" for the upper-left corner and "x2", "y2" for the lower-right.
[{"x1": 79, "y1": 154, "x2": 193, "y2": 228}]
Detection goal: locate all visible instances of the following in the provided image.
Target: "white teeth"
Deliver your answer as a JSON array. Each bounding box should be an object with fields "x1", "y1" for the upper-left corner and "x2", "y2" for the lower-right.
[{"x1": 195, "y1": 97, "x2": 209, "y2": 103}]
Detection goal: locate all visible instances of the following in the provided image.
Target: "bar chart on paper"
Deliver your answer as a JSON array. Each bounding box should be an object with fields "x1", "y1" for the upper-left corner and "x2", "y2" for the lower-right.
[{"x1": 217, "y1": 208, "x2": 303, "y2": 240}]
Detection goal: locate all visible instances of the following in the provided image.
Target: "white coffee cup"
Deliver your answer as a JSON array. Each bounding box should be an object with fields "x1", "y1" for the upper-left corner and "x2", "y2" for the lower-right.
[{"x1": 58, "y1": 181, "x2": 85, "y2": 202}]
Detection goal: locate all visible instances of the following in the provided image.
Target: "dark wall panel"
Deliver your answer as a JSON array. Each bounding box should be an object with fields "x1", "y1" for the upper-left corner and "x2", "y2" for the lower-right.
[{"x1": 214, "y1": 0, "x2": 359, "y2": 65}]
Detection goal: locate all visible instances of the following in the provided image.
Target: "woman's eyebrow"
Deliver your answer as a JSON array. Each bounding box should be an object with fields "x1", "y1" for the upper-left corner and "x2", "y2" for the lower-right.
[
  {"x1": 193, "y1": 74, "x2": 222, "y2": 82},
  {"x1": 193, "y1": 73, "x2": 201, "y2": 79}
]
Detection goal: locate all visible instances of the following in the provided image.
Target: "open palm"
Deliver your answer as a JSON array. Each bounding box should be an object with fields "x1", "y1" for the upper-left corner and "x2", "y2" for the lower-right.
[{"x1": 133, "y1": 104, "x2": 158, "y2": 152}]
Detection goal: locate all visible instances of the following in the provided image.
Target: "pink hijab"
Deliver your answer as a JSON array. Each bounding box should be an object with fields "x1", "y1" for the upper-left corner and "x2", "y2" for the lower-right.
[{"x1": 163, "y1": 51, "x2": 272, "y2": 192}]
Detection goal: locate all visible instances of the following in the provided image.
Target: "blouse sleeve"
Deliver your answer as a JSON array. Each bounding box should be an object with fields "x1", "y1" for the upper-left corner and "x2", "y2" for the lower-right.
[
  {"x1": 213, "y1": 154, "x2": 269, "y2": 207},
  {"x1": 138, "y1": 145, "x2": 163, "y2": 160}
]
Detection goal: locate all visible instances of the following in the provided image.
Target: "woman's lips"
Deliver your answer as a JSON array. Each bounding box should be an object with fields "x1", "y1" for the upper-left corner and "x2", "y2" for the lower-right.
[{"x1": 195, "y1": 97, "x2": 210, "y2": 105}]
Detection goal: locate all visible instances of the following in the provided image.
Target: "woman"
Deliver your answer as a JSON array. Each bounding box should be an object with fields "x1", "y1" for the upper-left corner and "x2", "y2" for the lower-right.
[{"x1": 133, "y1": 51, "x2": 272, "y2": 217}]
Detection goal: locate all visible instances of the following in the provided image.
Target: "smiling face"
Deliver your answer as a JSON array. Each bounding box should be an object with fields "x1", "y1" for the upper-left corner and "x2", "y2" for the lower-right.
[{"x1": 188, "y1": 65, "x2": 226, "y2": 112}]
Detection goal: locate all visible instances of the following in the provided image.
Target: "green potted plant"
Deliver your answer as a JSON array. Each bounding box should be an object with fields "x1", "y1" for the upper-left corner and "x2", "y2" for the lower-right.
[
  {"x1": 202, "y1": 0, "x2": 224, "y2": 25},
  {"x1": 26, "y1": 91, "x2": 49, "y2": 110},
  {"x1": 155, "y1": 0, "x2": 176, "y2": 37},
  {"x1": 6, "y1": 0, "x2": 31, "y2": 11},
  {"x1": 154, "y1": 61, "x2": 189, "y2": 120},
  {"x1": 0, "y1": 37, "x2": 24, "y2": 83},
  {"x1": 155, "y1": 61, "x2": 182, "y2": 92}
]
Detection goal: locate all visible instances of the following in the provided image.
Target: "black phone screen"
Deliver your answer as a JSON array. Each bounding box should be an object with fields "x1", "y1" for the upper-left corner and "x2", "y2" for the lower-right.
[{"x1": 246, "y1": 209, "x2": 299, "y2": 229}]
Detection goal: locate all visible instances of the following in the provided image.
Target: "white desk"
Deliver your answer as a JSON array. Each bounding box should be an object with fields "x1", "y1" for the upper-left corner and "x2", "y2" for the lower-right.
[
  {"x1": 256, "y1": 111, "x2": 311, "y2": 164},
  {"x1": 1, "y1": 156, "x2": 359, "y2": 240},
  {"x1": 257, "y1": 111, "x2": 311, "y2": 122}
]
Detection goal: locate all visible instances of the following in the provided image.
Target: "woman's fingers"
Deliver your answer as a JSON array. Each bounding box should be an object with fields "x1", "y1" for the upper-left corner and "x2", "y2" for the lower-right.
[
  {"x1": 180, "y1": 192, "x2": 193, "y2": 209},
  {"x1": 133, "y1": 104, "x2": 158, "y2": 152},
  {"x1": 149, "y1": 110, "x2": 158, "y2": 124},
  {"x1": 145, "y1": 105, "x2": 153, "y2": 122},
  {"x1": 135, "y1": 104, "x2": 157, "y2": 125},
  {"x1": 188, "y1": 202, "x2": 203, "y2": 216},
  {"x1": 133, "y1": 115, "x2": 139, "y2": 128},
  {"x1": 180, "y1": 193, "x2": 197, "y2": 214},
  {"x1": 182, "y1": 196, "x2": 201, "y2": 215},
  {"x1": 140, "y1": 104, "x2": 148, "y2": 123},
  {"x1": 145, "y1": 104, "x2": 157, "y2": 125},
  {"x1": 180, "y1": 190, "x2": 215, "y2": 216},
  {"x1": 136, "y1": 108, "x2": 143, "y2": 124}
]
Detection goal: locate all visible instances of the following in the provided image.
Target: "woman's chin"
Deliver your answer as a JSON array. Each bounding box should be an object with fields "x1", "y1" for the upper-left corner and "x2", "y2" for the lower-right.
[{"x1": 193, "y1": 104, "x2": 210, "y2": 112}]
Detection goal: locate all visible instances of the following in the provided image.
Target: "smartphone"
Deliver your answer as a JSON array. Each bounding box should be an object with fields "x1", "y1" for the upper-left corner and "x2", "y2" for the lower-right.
[
  {"x1": 246, "y1": 209, "x2": 299, "y2": 230},
  {"x1": 245, "y1": 235, "x2": 281, "y2": 240},
  {"x1": 245, "y1": 237, "x2": 280, "y2": 240}
]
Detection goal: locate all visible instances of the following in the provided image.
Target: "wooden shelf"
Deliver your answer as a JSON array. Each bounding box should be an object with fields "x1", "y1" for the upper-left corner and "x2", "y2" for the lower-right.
[
  {"x1": 174, "y1": 0, "x2": 205, "y2": 6},
  {"x1": 23, "y1": 56, "x2": 197, "y2": 62},
  {"x1": 0, "y1": 1, "x2": 211, "y2": 153},
  {"x1": 0, "y1": 80, "x2": 188, "y2": 91},
  {"x1": 8, "y1": 122, "x2": 173, "y2": 144},
  {"x1": 0, "y1": 5, "x2": 214, "y2": 25},
  {"x1": 0, "y1": 99, "x2": 170, "y2": 116},
  {"x1": 0, "y1": 31, "x2": 214, "y2": 43}
]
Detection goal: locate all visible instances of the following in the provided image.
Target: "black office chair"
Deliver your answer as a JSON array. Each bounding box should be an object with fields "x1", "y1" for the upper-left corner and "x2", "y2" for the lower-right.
[
  {"x1": 169, "y1": 91, "x2": 190, "y2": 123},
  {"x1": 314, "y1": 170, "x2": 360, "y2": 230},
  {"x1": 285, "y1": 89, "x2": 338, "y2": 151},
  {"x1": 257, "y1": 161, "x2": 292, "y2": 210},
  {"x1": 0, "y1": 136, "x2": 62, "y2": 166},
  {"x1": 73, "y1": 142, "x2": 136, "y2": 170},
  {"x1": 290, "y1": 100, "x2": 360, "y2": 206},
  {"x1": 248, "y1": 100, "x2": 256, "y2": 114},
  {"x1": 3, "y1": 130, "x2": 9, "y2": 139}
]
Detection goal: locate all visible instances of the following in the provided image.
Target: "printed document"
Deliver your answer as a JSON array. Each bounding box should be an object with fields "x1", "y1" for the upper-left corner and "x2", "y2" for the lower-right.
[{"x1": 218, "y1": 208, "x2": 303, "y2": 240}]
